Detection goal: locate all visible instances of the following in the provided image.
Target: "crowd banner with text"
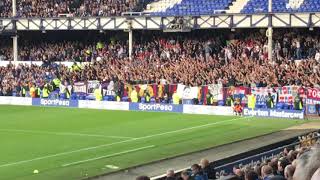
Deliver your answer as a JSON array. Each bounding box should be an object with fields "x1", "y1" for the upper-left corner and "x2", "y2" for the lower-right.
[
  {"x1": 182, "y1": 86, "x2": 199, "y2": 100},
  {"x1": 87, "y1": 80, "x2": 100, "y2": 95},
  {"x1": 277, "y1": 86, "x2": 304, "y2": 104},
  {"x1": 225, "y1": 86, "x2": 249, "y2": 99},
  {"x1": 73, "y1": 82, "x2": 87, "y2": 94},
  {"x1": 307, "y1": 88, "x2": 320, "y2": 105},
  {"x1": 251, "y1": 87, "x2": 278, "y2": 104},
  {"x1": 208, "y1": 84, "x2": 224, "y2": 101}
]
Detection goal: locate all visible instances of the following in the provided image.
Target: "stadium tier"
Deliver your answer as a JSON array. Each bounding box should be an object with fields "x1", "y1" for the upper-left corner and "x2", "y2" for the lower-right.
[
  {"x1": 241, "y1": 0, "x2": 320, "y2": 13},
  {"x1": 0, "y1": 0, "x2": 148, "y2": 17},
  {"x1": 2, "y1": 0, "x2": 320, "y2": 17},
  {"x1": 145, "y1": 0, "x2": 320, "y2": 16},
  {"x1": 148, "y1": 0, "x2": 235, "y2": 16}
]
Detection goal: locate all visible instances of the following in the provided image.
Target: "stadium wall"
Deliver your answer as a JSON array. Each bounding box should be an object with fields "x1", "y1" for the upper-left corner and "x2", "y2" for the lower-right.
[{"x1": 0, "y1": 97, "x2": 306, "y2": 119}]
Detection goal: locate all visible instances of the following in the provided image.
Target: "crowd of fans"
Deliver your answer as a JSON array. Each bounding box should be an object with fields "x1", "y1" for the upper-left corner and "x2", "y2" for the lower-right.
[
  {"x1": 1, "y1": 30, "x2": 320, "y2": 97},
  {"x1": 136, "y1": 131, "x2": 320, "y2": 180},
  {"x1": 0, "y1": 0, "x2": 147, "y2": 18}
]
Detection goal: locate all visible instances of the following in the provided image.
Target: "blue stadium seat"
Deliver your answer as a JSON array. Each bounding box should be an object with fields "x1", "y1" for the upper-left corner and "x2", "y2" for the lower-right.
[
  {"x1": 241, "y1": 0, "x2": 320, "y2": 13},
  {"x1": 122, "y1": 96, "x2": 129, "y2": 102},
  {"x1": 71, "y1": 93, "x2": 77, "y2": 100},
  {"x1": 288, "y1": 104, "x2": 294, "y2": 110},
  {"x1": 59, "y1": 93, "x2": 66, "y2": 99},
  {"x1": 85, "y1": 96, "x2": 95, "y2": 100},
  {"x1": 218, "y1": 100, "x2": 225, "y2": 106},
  {"x1": 150, "y1": 97, "x2": 156, "y2": 103},
  {"x1": 79, "y1": 95, "x2": 86, "y2": 100},
  {"x1": 276, "y1": 103, "x2": 284, "y2": 110},
  {"x1": 151, "y1": 0, "x2": 234, "y2": 16}
]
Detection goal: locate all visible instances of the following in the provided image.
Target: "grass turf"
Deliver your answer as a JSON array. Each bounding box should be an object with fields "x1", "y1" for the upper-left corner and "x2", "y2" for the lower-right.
[{"x1": 0, "y1": 105, "x2": 306, "y2": 180}]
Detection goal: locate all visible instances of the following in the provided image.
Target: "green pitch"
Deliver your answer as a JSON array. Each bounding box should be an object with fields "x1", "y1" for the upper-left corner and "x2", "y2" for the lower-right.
[{"x1": 0, "y1": 105, "x2": 305, "y2": 180}]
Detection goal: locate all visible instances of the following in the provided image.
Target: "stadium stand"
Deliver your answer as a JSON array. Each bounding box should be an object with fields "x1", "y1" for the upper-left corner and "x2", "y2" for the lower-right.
[
  {"x1": 145, "y1": 0, "x2": 183, "y2": 14},
  {"x1": 143, "y1": 131, "x2": 320, "y2": 180},
  {"x1": 241, "y1": 0, "x2": 320, "y2": 13},
  {"x1": 0, "y1": 0, "x2": 149, "y2": 17},
  {"x1": 149, "y1": 0, "x2": 235, "y2": 16},
  {"x1": 2, "y1": 0, "x2": 320, "y2": 17},
  {"x1": 0, "y1": 30, "x2": 320, "y2": 103}
]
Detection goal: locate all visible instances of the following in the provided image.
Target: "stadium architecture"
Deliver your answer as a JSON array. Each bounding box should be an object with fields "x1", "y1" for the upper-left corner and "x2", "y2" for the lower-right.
[{"x1": 0, "y1": 0, "x2": 320, "y2": 180}]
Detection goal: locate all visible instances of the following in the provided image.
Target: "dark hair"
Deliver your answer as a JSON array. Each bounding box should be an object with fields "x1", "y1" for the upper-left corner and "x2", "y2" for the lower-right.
[
  {"x1": 136, "y1": 176, "x2": 150, "y2": 180},
  {"x1": 278, "y1": 158, "x2": 290, "y2": 170},
  {"x1": 191, "y1": 164, "x2": 201, "y2": 170},
  {"x1": 181, "y1": 170, "x2": 190, "y2": 177},
  {"x1": 245, "y1": 170, "x2": 259, "y2": 180}
]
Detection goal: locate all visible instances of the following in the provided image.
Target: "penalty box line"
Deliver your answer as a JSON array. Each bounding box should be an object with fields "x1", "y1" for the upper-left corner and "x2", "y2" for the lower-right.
[
  {"x1": 0, "y1": 129, "x2": 134, "y2": 140},
  {"x1": 0, "y1": 116, "x2": 250, "y2": 168}
]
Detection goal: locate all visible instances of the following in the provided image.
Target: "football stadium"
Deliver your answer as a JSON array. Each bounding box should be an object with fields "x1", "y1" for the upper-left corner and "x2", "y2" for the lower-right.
[{"x1": 1, "y1": 0, "x2": 320, "y2": 180}]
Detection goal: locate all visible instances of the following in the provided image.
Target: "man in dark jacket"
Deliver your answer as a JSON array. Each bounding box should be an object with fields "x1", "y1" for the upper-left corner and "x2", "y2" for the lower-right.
[
  {"x1": 191, "y1": 164, "x2": 208, "y2": 180},
  {"x1": 200, "y1": 159, "x2": 216, "y2": 179}
]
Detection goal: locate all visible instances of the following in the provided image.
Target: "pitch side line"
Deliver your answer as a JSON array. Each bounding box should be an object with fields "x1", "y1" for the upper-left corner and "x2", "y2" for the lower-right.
[
  {"x1": 0, "y1": 129, "x2": 134, "y2": 140},
  {"x1": 62, "y1": 145, "x2": 155, "y2": 167},
  {"x1": 0, "y1": 116, "x2": 249, "y2": 168}
]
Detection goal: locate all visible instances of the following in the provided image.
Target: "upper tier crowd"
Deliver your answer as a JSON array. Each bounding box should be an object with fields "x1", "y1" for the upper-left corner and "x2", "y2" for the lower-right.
[
  {"x1": 0, "y1": 0, "x2": 146, "y2": 18},
  {"x1": 0, "y1": 30, "x2": 320, "y2": 96}
]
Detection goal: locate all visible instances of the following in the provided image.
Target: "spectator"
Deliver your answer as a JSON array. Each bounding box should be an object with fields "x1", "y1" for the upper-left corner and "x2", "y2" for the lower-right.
[
  {"x1": 284, "y1": 165, "x2": 295, "y2": 180},
  {"x1": 261, "y1": 165, "x2": 273, "y2": 180},
  {"x1": 166, "y1": 169, "x2": 176, "y2": 180},
  {"x1": 0, "y1": 0, "x2": 143, "y2": 18},
  {"x1": 180, "y1": 170, "x2": 192, "y2": 180},
  {"x1": 200, "y1": 159, "x2": 216, "y2": 179},
  {"x1": 136, "y1": 176, "x2": 150, "y2": 180},
  {"x1": 244, "y1": 170, "x2": 259, "y2": 180},
  {"x1": 191, "y1": 164, "x2": 208, "y2": 180},
  {"x1": 277, "y1": 157, "x2": 289, "y2": 177},
  {"x1": 293, "y1": 145, "x2": 320, "y2": 180},
  {"x1": 234, "y1": 168, "x2": 244, "y2": 180}
]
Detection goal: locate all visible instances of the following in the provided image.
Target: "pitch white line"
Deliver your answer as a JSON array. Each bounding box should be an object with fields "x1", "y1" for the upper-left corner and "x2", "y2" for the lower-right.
[
  {"x1": 0, "y1": 116, "x2": 249, "y2": 168},
  {"x1": 0, "y1": 129, "x2": 134, "y2": 140},
  {"x1": 62, "y1": 145, "x2": 155, "y2": 167}
]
